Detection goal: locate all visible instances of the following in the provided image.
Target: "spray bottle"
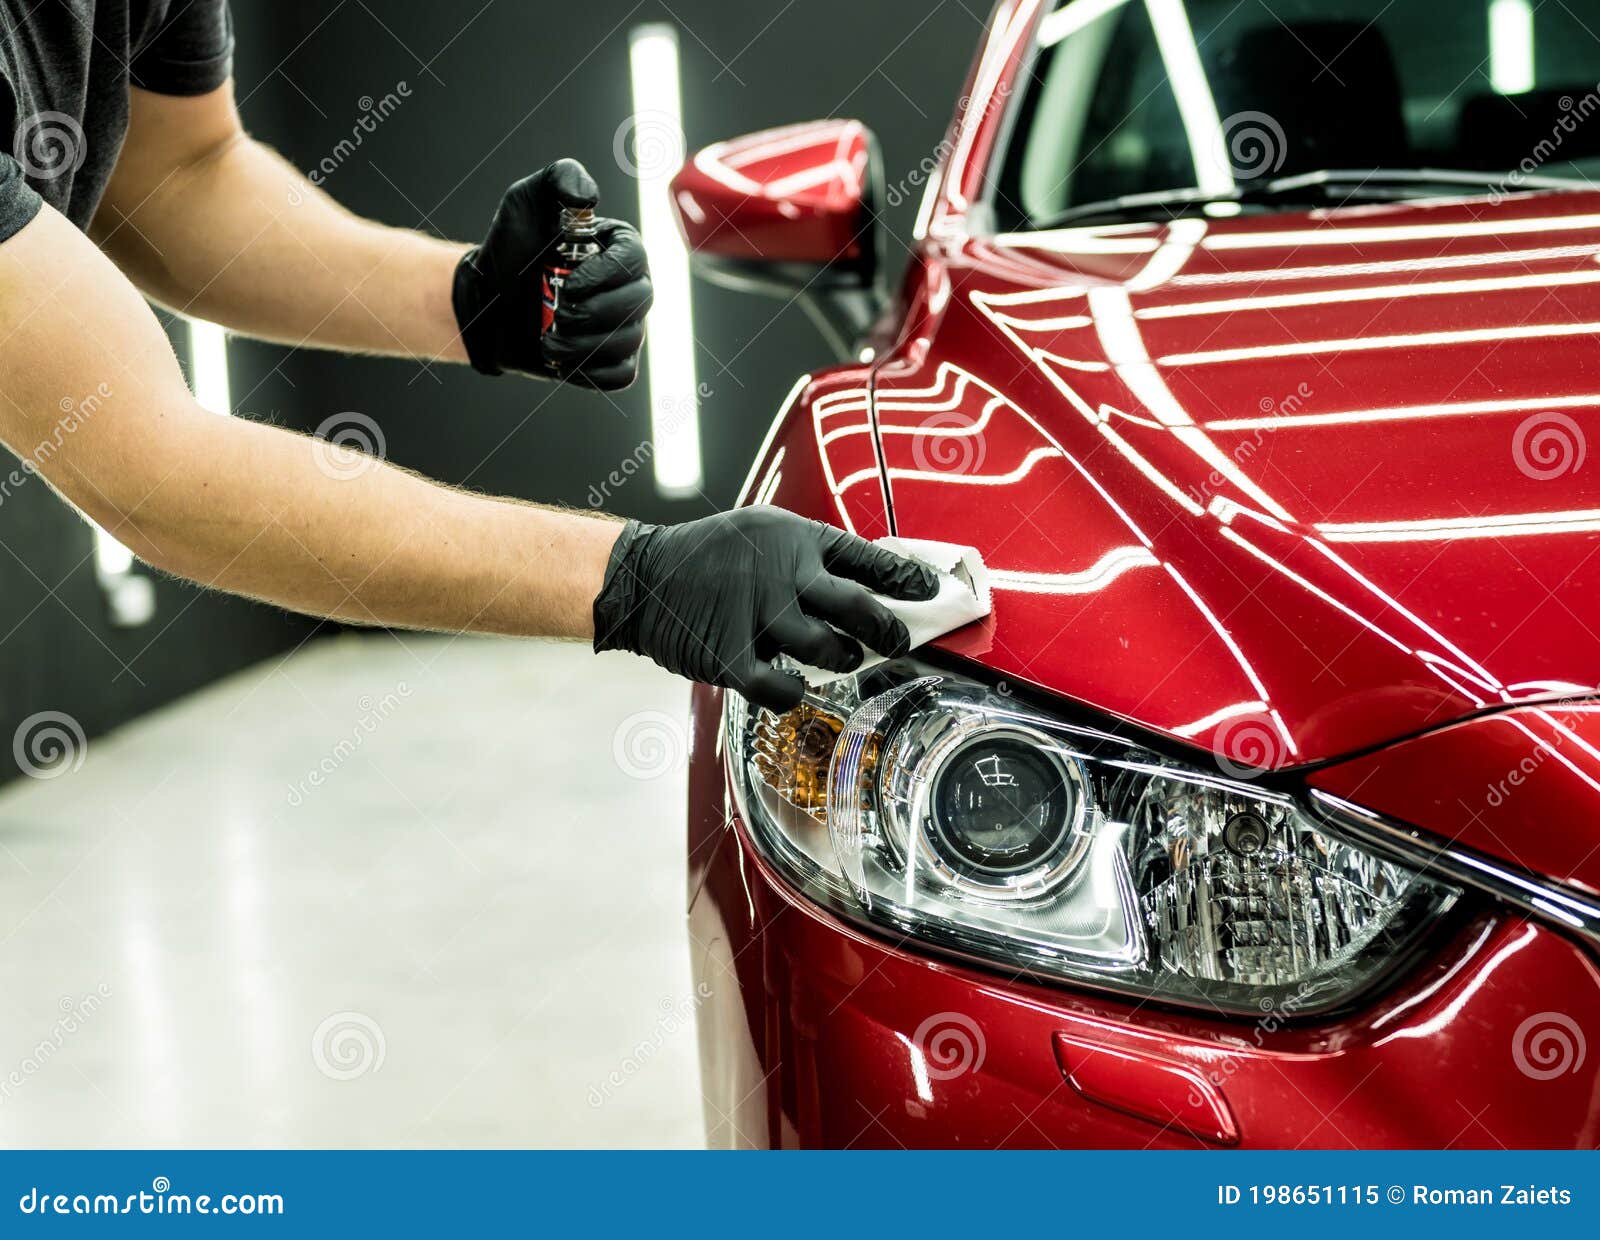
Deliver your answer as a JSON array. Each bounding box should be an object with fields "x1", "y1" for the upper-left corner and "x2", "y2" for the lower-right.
[{"x1": 542, "y1": 206, "x2": 603, "y2": 374}]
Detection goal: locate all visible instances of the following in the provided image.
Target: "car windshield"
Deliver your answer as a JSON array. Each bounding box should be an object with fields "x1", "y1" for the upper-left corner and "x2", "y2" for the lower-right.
[{"x1": 993, "y1": 0, "x2": 1600, "y2": 230}]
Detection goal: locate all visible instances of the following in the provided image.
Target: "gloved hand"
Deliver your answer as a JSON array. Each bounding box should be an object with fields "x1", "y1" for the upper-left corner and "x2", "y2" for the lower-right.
[
  {"x1": 592, "y1": 507, "x2": 941, "y2": 711},
  {"x1": 452, "y1": 158, "x2": 653, "y2": 390}
]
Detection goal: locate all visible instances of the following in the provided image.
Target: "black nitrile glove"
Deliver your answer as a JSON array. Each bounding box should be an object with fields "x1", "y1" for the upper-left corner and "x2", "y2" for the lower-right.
[
  {"x1": 452, "y1": 158, "x2": 653, "y2": 389},
  {"x1": 592, "y1": 507, "x2": 941, "y2": 711}
]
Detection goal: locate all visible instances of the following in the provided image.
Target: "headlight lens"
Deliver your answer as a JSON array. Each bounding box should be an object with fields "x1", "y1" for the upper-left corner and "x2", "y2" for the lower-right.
[{"x1": 727, "y1": 662, "x2": 1459, "y2": 1015}]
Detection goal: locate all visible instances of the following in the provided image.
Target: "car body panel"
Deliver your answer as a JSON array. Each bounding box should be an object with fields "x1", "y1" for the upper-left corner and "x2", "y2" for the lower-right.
[
  {"x1": 1310, "y1": 704, "x2": 1600, "y2": 900},
  {"x1": 687, "y1": 688, "x2": 1600, "y2": 1148},
  {"x1": 832, "y1": 194, "x2": 1600, "y2": 768},
  {"x1": 680, "y1": 0, "x2": 1600, "y2": 1150},
  {"x1": 670, "y1": 120, "x2": 873, "y2": 266}
]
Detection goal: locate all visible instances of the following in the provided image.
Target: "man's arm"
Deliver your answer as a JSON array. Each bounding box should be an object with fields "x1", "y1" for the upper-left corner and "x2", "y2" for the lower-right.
[
  {"x1": 89, "y1": 83, "x2": 471, "y2": 364},
  {"x1": 6, "y1": 203, "x2": 618, "y2": 636},
  {"x1": 2, "y1": 202, "x2": 937, "y2": 708}
]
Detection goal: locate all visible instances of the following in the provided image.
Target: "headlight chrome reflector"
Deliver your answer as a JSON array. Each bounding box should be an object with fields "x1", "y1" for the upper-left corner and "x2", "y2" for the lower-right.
[{"x1": 728, "y1": 663, "x2": 1459, "y2": 1015}]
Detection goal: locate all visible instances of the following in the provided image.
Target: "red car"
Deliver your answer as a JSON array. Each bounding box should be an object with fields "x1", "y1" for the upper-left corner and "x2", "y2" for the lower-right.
[{"x1": 670, "y1": 0, "x2": 1600, "y2": 1148}]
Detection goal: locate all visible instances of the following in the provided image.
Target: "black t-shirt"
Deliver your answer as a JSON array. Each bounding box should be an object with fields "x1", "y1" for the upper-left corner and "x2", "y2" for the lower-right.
[{"x1": 0, "y1": 1, "x2": 233, "y2": 243}]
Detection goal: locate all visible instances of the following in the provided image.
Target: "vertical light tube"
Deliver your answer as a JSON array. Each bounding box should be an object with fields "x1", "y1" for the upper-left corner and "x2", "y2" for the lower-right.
[
  {"x1": 1040, "y1": 0, "x2": 1133, "y2": 47},
  {"x1": 92, "y1": 316, "x2": 229, "y2": 626},
  {"x1": 92, "y1": 521, "x2": 153, "y2": 626},
  {"x1": 629, "y1": 23, "x2": 704, "y2": 497},
  {"x1": 93, "y1": 528, "x2": 134, "y2": 577},
  {"x1": 188, "y1": 318, "x2": 233, "y2": 416},
  {"x1": 1144, "y1": 0, "x2": 1233, "y2": 195},
  {"x1": 1490, "y1": 0, "x2": 1535, "y2": 95}
]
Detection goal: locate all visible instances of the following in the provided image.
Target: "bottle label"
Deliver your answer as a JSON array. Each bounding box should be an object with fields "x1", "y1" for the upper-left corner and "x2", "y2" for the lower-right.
[{"x1": 541, "y1": 265, "x2": 574, "y2": 335}]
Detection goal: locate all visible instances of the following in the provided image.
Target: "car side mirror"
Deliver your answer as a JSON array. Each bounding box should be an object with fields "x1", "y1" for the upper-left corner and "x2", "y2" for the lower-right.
[{"x1": 669, "y1": 119, "x2": 885, "y2": 358}]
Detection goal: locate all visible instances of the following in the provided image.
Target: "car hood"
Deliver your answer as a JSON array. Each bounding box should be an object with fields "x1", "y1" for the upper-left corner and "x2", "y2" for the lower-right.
[{"x1": 862, "y1": 191, "x2": 1600, "y2": 767}]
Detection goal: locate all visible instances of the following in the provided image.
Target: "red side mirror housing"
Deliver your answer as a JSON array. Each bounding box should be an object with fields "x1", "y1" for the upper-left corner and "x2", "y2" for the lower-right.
[{"x1": 669, "y1": 119, "x2": 880, "y2": 284}]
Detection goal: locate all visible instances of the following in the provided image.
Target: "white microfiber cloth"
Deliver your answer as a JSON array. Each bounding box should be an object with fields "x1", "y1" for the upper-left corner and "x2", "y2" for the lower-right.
[{"x1": 800, "y1": 537, "x2": 991, "y2": 687}]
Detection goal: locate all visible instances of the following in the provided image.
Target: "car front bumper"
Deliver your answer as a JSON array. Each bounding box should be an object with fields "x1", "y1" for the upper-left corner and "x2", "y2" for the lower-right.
[{"x1": 687, "y1": 692, "x2": 1600, "y2": 1149}]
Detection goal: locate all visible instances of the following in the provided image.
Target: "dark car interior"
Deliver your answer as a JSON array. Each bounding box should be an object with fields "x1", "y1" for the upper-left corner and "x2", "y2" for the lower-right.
[{"x1": 996, "y1": 0, "x2": 1600, "y2": 231}]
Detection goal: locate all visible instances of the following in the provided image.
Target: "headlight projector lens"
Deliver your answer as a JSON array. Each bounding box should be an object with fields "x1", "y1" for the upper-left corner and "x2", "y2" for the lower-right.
[
  {"x1": 921, "y1": 728, "x2": 1090, "y2": 897},
  {"x1": 805, "y1": 674, "x2": 1458, "y2": 1011}
]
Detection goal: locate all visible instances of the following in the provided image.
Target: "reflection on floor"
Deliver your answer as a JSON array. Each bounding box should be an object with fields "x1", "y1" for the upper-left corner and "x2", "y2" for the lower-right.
[{"x1": 0, "y1": 634, "x2": 700, "y2": 1148}]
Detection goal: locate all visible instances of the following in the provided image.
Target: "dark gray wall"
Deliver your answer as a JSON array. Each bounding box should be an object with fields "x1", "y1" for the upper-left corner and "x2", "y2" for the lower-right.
[
  {"x1": 0, "y1": 328, "x2": 323, "y2": 786},
  {"x1": 0, "y1": 0, "x2": 979, "y2": 780},
  {"x1": 229, "y1": 0, "x2": 977, "y2": 519}
]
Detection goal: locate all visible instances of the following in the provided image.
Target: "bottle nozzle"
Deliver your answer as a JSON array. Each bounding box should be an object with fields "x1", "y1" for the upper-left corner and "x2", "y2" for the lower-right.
[{"x1": 559, "y1": 206, "x2": 599, "y2": 237}]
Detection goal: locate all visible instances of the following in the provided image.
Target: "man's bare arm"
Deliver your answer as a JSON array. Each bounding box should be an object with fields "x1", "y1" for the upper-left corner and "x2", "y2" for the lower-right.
[
  {"x1": 3, "y1": 204, "x2": 619, "y2": 636},
  {"x1": 89, "y1": 83, "x2": 470, "y2": 362}
]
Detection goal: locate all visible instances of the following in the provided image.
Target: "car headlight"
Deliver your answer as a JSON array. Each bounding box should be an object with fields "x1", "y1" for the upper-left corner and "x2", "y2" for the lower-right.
[{"x1": 725, "y1": 660, "x2": 1459, "y2": 1015}]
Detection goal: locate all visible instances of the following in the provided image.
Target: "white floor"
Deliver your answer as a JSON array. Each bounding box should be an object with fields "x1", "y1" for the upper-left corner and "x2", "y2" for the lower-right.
[{"x1": 0, "y1": 634, "x2": 702, "y2": 1148}]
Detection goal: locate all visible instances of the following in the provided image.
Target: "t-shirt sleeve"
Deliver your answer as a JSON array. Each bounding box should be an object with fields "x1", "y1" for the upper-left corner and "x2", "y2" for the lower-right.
[
  {"x1": 129, "y1": 1, "x2": 235, "y2": 96},
  {"x1": 0, "y1": 59, "x2": 40, "y2": 243},
  {"x1": 0, "y1": 151, "x2": 43, "y2": 245}
]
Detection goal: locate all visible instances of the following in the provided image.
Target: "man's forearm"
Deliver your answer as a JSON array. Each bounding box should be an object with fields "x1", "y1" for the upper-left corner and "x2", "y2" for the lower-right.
[
  {"x1": 6, "y1": 202, "x2": 618, "y2": 643},
  {"x1": 93, "y1": 88, "x2": 472, "y2": 362},
  {"x1": 130, "y1": 409, "x2": 620, "y2": 637},
  {"x1": 3, "y1": 196, "x2": 930, "y2": 710},
  {"x1": 96, "y1": 85, "x2": 652, "y2": 390}
]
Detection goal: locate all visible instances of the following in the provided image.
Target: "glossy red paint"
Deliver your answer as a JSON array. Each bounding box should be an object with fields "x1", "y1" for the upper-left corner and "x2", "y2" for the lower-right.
[
  {"x1": 676, "y1": 0, "x2": 1600, "y2": 1148},
  {"x1": 865, "y1": 194, "x2": 1600, "y2": 768},
  {"x1": 687, "y1": 694, "x2": 1600, "y2": 1147},
  {"x1": 1052, "y1": 1031, "x2": 1240, "y2": 1145},
  {"x1": 668, "y1": 120, "x2": 872, "y2": 267},
  {"x1": 1311, "y1": 704, "x2": 1600, "y2": 900}
]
